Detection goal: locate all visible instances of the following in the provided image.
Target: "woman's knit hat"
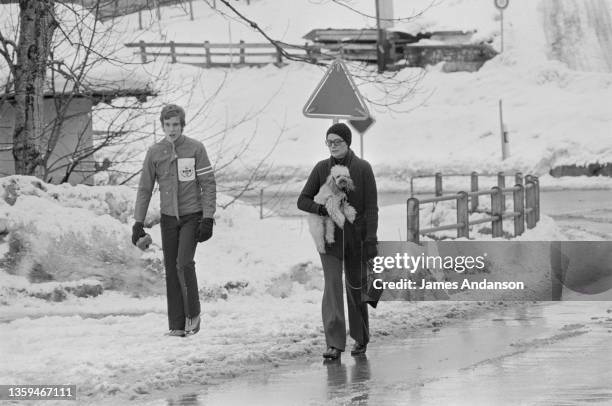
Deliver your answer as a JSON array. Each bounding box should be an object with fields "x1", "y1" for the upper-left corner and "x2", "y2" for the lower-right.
[{"x1": 326, "y1": 123, "x2": 352, "y2": 146}]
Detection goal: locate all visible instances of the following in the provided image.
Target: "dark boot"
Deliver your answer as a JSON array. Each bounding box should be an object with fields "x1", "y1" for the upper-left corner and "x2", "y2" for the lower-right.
[
  {"x1": 350, "y1": 342, "x2": 367, "y2": 355},
  {"x1": 323, "y1": 347, "x2": 341, "y2": 359}
]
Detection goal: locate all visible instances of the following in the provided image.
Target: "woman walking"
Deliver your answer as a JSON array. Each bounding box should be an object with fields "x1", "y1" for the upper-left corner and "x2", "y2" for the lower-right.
[{"x1": 297, "y1": 123, "x2": 379, "y2": 359}]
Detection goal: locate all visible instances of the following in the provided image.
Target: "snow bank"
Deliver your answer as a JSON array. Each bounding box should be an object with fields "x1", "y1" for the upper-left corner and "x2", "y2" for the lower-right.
[
  {"x1": 0, "y1": 176, "x2": 319, "y2": 302},
  {"x1": 0, "y1": 176, "x2": 158, "y2": 294},
  {"x1": 0, "y1": 172, "x2": 570, "y2": 402},
  {"x1": 0, "y1": 174, "x2": 565, "y2": 322}
]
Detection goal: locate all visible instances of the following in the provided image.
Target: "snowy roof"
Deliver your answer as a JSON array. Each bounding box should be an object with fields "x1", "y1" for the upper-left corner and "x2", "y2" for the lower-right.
[
  {"x1": 303, "y1": 28, "x2": 416, "y2": 43},
  {"x1": 0, "y1": 69, "x2": 155, "y2": 102},
  {"x1": 0, "y1": 63, "x2": 156, "y2": 103},
  {"x1": 0, "y1": 2, "x2": 156, "y2": 101}
]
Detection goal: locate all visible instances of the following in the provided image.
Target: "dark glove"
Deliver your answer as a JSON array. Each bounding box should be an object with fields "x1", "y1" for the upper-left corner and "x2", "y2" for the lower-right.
[
  {"x1": 136, "y1": 233, "x2": 152, "y2": 250},
  {"x1": 363, "y1": 240, "x2": 378, "y2": 260},
  {"x1": 197, "y1": 218, "x2": 214, "y2": 242},
  {"x1": 318, "y1": 204, "x2": 328, "y2": 217},
  {"x1": 131, "y1": 222, "x2": 146, "y2": 246}
]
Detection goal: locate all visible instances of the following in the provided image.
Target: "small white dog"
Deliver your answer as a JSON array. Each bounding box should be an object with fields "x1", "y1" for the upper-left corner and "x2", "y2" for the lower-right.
[{"x1": 308, "y1": 165, "x2": 357, "y2": 253}]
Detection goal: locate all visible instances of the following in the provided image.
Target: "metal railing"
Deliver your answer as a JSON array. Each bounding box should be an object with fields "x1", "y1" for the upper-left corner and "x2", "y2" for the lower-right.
[{"x1": 406, "y1": 172, "x2": 540, "y2": 242}]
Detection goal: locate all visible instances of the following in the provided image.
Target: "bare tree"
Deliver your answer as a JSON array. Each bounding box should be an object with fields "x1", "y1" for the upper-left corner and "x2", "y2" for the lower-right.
[
  {"x1": 0, "y1": 1, "x2": 287, "y2": 192},
  {"x1": 1, "y1": 1, "x2": 122, "y2": 179},
  {"x1": 0, "y1": 0, "x2": 57, "y2": 176},
  {"x1": 0, "y1": 1, "x2": 159, "y2": 183}
]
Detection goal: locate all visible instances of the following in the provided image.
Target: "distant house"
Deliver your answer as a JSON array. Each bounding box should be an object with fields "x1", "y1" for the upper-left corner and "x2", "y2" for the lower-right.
[
  {"x1": 0, "y1": 70, "x2": 154, "y2": 185},
  {"x1": 303, "y1": 28, "x2": 418, "y2": 63},
  {"x1": 302, "y1": 28, "x2": 497, "y2": 72}
]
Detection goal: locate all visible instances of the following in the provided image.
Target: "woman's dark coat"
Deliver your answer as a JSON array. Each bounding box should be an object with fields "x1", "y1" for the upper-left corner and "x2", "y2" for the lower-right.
[{"x1": 297, "y1": 149, "x2": 379, "y2": 260}]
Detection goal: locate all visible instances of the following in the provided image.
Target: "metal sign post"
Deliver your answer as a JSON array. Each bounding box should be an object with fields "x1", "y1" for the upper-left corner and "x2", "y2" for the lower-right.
[
  {"x1": 494, "y1": 0, "x2": 510, "y2": 53},
  {"x1": 349, "y1": 116, "x2": 376, "y2": 158},
  {"x1": 501, "y1": 10, "x2": 504, "y2": 53},
  {"x1": 499, "y1": 99, "x2": 510, "y2": 160},
  {"x1": 360, "y1": 133, "x2": 363, "y2": 158},
  {"x1": 495, "y1": 0, "x2": 511, "y2": 160}
]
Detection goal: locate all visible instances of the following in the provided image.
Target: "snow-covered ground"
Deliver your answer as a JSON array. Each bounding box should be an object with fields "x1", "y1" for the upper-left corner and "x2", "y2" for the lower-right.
[
  {"x1": 0, "y1": 175, "x2": 565, "y2": 403},
  {"x1": 1, "y1": 0, "x2": 611, "y2": 403}
]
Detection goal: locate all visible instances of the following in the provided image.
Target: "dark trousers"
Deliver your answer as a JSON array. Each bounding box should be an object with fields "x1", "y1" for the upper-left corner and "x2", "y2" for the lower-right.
[
  {"x1": 160, "y1": 212, "x2": 201, "y2": 330},
  {"x1": 319, "y1": 252, "x2": 369, "y2": 351}
]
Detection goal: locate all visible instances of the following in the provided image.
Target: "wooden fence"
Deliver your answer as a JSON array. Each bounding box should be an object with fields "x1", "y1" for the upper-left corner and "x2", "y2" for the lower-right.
[
  {"x1": 124, "y1": 40, "x2": 384, "y2": 67},
  {"x1": 126, "y1": 41, "x2": 289, "y2": 67},
  {"x1": 406, "y1": 172, "x2": 540, "y2": 242}
]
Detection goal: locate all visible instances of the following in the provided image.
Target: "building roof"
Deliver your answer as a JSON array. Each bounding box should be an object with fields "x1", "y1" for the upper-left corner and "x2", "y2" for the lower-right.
[
  {"x1": 303, "y1": 28, "x2": 417, "y2": 43},
  {"x1": 0, "y1": 63, "x2": 156, "y2": 104}
]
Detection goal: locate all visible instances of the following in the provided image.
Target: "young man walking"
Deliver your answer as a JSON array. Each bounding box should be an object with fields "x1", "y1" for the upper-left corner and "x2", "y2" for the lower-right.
[{"x1": 132, "y1": 104, "x2": 216, "y2": 337}]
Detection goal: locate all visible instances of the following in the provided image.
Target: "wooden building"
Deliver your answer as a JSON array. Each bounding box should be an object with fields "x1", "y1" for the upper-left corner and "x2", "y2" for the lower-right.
[
  {"x1": 0, "y1": 87, "x2": 153, "y2": 185},
  {"x1": 302, "y1": 28, "x2": 497, "y2": 71}
]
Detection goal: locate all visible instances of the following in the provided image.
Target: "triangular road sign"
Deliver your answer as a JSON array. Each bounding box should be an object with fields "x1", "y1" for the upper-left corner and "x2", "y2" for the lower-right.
[{"x1": 303, "y1": 59, "x2": 370, "y2": 120}]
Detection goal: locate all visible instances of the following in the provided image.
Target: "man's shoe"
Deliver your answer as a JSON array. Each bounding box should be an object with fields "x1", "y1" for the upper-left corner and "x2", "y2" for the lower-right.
[
  {"x1": 165, "y1": 329, "x2": 186, "y2": 337},
  {"x1": 323, "y1": 347, "x2": 341, "y2": 359},
  {"x1": 186, "y1": 315, "x2": 200, "y2": 335},
  {"x1": 350, "y1": 342, "x2": 367, "y2": 355}
]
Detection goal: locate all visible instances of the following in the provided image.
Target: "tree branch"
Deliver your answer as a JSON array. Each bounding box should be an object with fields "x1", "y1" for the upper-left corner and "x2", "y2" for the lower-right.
[
  {"x1": 328, "y1": 0, "x2": 440, "y2": 23},
  {"x1": 211, "y1": 0, "x2": 327, "y2": 66},
  {"x1": 0, "y1": 29, "x2": 16, "y2": 76}
]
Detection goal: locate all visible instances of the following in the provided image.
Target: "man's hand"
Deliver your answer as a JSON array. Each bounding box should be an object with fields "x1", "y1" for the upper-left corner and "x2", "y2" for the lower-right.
[
  {"x1": 197, "y1": 218, "x2": 214, "y2": 242},
  {"x1": 132, "y1": 222, "x2": 146, "y2": 246},
  {"x1": 363, "y1": 240, "x2": 378, "y2": 260},
  {"x1": 318, "y1": 204, "x2": 329, "y2": 217}
]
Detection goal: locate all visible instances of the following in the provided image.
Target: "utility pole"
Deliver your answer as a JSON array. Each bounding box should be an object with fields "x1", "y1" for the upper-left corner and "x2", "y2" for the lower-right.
[{"x1": 375, "y1": 0, "x2": 385, "y2": 73}]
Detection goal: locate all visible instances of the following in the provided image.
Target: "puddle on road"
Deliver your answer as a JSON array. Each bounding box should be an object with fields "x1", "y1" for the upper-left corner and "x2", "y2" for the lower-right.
[{"x1": 157, "y1": 302, "x2": 612, "y2": 406}]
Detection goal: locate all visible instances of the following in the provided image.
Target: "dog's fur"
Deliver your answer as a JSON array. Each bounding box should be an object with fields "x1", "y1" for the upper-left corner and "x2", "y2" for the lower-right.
[{"x1": 308, "y1": 165, "x2": 357, "y2": 253}]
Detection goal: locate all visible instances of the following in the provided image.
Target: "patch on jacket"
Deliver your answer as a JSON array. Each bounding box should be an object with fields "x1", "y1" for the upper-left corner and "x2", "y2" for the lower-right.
[{"x1": 177, "y1": 158, "x2": 195, "y2": 181}]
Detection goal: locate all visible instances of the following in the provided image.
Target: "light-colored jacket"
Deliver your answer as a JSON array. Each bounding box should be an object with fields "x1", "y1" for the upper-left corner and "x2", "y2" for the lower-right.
[{"x1": 134, "y1": 134, "x2": 216, "y2": 222}]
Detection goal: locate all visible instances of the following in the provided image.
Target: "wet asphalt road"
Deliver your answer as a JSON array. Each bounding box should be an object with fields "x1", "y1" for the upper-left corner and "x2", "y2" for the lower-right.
[{"x1": 156, "y1": 301, "x2": 612, "y2": 406}]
